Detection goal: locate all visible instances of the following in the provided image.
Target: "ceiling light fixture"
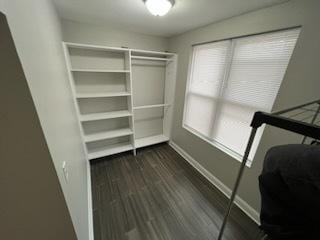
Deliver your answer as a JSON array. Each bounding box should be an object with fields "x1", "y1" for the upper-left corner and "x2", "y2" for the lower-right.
[{"x1": 143, "y1": 0, "x2": 175, "y2": 16}]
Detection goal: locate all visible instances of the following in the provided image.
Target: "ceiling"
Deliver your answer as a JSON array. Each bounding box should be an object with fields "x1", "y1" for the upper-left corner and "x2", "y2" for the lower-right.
[{"x1": 53, "y1": 0, "x2": 289, "y2": 37}]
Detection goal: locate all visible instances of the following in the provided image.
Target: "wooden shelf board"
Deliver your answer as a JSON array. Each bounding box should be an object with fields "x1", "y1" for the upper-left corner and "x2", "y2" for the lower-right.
[
  {"x1": 84, "y1": 128, "x2": 133, "y2": 143},
  {"x1": 135, "y1": 135, "x2": 169, "y2": 148},
  {"x1": 80, "y1": 110, "x2": 132, "y2": 122},
  {"x1": 88, "y1": 142, "x2": 133, "y2": 160},
  {"x1": 76, "y1": 92, "x2": 131, "y2": 98}
]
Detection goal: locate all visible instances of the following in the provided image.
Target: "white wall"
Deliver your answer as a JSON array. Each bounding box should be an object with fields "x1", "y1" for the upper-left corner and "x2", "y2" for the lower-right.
[
  {"x1": 61, "y1": 19, "x2": 169, "y2": 51},
  {"x1": 3, "y1": 1, "x2": 89, "y2": 239},
  {"x1": 0, "y1": 0, "x2": 5, "y2": 13},
  {"x1": 169, "y1": 0, "x2": 320, "y2": 218}
]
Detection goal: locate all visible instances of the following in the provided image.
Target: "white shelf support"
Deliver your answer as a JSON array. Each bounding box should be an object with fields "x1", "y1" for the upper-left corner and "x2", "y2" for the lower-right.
[{"x1": 127, "y1": 50, "x2": 137, "y2": 155}]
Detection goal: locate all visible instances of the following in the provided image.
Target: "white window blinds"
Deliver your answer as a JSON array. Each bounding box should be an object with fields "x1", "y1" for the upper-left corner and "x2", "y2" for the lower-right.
[
  {"x1": 184, "y1": 41, "x2": 231, "y2": 136},
  {"x1": 183, "y1": 28, "x2": 300, "y2": 165}
]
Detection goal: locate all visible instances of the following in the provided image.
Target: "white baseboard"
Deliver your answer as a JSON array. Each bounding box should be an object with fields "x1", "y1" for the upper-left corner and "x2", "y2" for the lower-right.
[
  {"x1": 169, "y1": 141, "x2": 260, "y2": 225},
  {"x1": 87, "y1": 161, "x2": 94, "y2": 240}
]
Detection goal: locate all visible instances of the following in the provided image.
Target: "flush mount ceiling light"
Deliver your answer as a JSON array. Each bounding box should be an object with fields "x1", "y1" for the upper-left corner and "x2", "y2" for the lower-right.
[{"x1": 143, "y1": 0, "x2": 175, "y2": 16}]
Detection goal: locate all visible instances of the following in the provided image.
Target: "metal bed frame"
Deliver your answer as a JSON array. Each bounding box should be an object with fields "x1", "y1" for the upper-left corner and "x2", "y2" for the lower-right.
[{"x1": 217, "y1": 99, "x2": 320, "y2": 240}]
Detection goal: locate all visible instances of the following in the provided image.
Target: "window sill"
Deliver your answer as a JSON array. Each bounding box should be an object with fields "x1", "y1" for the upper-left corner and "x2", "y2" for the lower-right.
[{"x1": 182, "y1": 125, "x2": 252, "y2": 168}]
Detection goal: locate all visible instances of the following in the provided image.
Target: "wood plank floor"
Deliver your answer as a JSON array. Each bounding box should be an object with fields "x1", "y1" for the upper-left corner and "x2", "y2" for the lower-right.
[{"x1": 91, "y1": 143, "x2": 263, "y2": 240}]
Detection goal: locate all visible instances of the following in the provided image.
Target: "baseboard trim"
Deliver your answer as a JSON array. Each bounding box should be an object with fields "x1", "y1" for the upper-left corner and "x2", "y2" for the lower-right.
[
  {"x1": 169, "y1": 141, "x2": 260, "y2": 225},
  {"x1": 87, "y1": 161, "x2": 94, "y2": 240}
]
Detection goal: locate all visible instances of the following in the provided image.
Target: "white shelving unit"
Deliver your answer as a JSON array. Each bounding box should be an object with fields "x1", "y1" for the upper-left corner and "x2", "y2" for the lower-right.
[{"x1": 63, "y1": 42, "x2": 177, "y2": 160}]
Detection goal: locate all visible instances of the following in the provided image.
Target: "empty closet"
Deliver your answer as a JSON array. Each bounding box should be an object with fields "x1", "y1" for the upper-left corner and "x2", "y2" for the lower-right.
[{"x1": 62, "y1": 42, "x2": 177, "y2": 160}]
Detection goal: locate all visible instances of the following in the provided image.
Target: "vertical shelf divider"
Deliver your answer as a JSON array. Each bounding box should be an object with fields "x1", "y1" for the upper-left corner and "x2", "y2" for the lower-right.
[
  {"x1": 163, "y1": 54, "x2": 178, "y2": 139},
  {"x1": 62, "y1": 42, "x2": 89, "y2": 160},
  {"x1": 126, "y1": 50, "x2": 137, "y2": 155}
]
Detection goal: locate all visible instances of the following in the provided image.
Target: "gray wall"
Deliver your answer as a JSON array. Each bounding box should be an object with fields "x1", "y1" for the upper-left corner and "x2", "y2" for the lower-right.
[
  {"x1": 2, "y1": 0, "x2": 89, "y2": 239},
  {"x1": 0, "y1": 12, "x2": 76, "y2": 240},
  {"x1": 169, "y1": 0, "x2": 320, "y2": 214},
  {"x1": 61, "y1": 19, "x2": 169, "y2": 51}
]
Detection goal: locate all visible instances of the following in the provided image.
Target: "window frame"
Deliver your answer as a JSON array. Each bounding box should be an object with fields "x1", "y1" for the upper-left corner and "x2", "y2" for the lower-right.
[{"x1": 182, "y1": 27, "x2": 301, "y2": 167}]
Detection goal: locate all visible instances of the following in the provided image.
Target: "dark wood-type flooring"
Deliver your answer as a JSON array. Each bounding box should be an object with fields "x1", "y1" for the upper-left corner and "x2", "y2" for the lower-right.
[{"x1": 91, "y1": 143, "x2": 263, "y2": 240}]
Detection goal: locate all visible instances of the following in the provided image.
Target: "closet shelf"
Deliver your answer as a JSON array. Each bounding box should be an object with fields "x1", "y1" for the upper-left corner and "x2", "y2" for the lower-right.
[
  {"x1": 88, "y1": 142, "x2": 133, "y2": 160},
  {"x1": 134, "y1": 103, "x2": 171, "y2": 110},
  {"x1": 84, "y1": 128, "x2": 133, "y2": 143},
  {"x1": 71, "y1": 68, "x2": 130, "y2": 73},
  {"x1": 135, "y1": 135, "x2": 169, "y2": 148},
  {"x1": 76, "y1": 92, "x2": 131, "y2": 98},
  {"x1": 65, "y1": 42, "x2": 129, "y2": 53},
  {"x1": 131, "y1": 56, "x2": 171, "y2": 61},
  {"x1": 131, "y1": 49, "x2": 175, "y2": 56},
  {"x1": 80, "y1": 110, "x2": 132, "y2": 122}
]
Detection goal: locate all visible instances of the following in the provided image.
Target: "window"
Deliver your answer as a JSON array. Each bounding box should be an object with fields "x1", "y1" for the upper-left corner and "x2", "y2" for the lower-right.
[{"x1": 183, "y1": 28, "x2": 300, "y2": 166}]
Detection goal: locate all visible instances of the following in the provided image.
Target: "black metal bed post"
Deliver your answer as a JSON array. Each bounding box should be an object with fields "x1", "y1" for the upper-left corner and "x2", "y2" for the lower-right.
[
  {"x1": 301, "y1": 103, "x2": 320, "y2": 144},
  {"x1": 217, "y1": 127, "x2": 258, "y2": 240}
]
